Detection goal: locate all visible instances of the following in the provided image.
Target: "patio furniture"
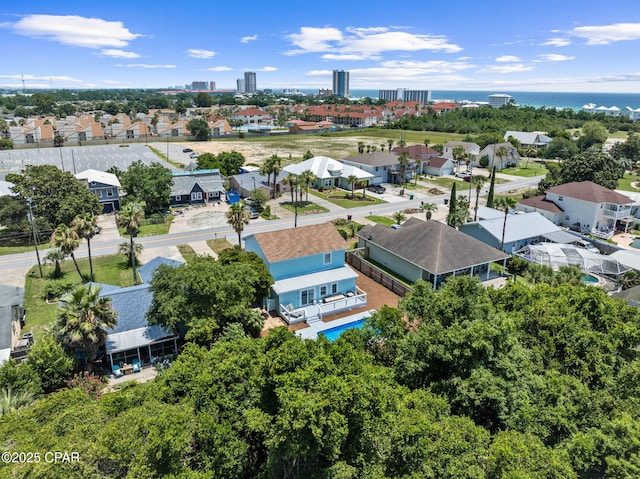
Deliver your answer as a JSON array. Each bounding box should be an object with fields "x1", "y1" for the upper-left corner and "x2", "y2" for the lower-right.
[
  {"x1": 121, "y1": 364, "x2": 133, "y2": 375},
  {"x1": 285, "y1": 304, "x2": 303, "y2": 319},
  {"x1": 132, "y1": 359, "x2": 141, "y2": 373},
  {"x1": 112, "y1": 365, "x2": 124, "y2": 378}
]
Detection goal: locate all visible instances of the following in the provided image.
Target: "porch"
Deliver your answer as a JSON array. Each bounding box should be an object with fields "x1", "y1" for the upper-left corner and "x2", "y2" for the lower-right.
[{"x1": 280, "y1": 286, "x2": 368, "y2": 324}]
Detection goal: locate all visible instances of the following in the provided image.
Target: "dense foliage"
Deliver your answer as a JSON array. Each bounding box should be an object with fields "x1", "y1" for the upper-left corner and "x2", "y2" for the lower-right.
[
  {"x1": 111, "y1": 161, "x2": 173, "y2": 214},
  {"x1": 2, "y1": 277, "x2": 639, "y2": 478}
]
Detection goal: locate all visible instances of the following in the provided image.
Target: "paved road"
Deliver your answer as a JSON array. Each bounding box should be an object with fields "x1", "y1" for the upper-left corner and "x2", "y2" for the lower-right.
[{"x1": 0, "y1": 174, "x2": 544, "y2": 276}]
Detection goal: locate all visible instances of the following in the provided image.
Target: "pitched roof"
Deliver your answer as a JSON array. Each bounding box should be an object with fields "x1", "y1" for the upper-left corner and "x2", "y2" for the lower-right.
[
  {"x1": 426, "y1": 157, "x2": 452, "y2": 168},
  {"x1": 283, "y1": 156, "x2": 373, "y2": 180},
  {"x1": 342, "y1": 152, "x2": 400, "y2": 167},
  {"x1": 75, "y1": 169, "x2": 121, "y2": 188},
  {"x1": 358, "y1": 218, "x2": 508, "y2": 274},
  {"x1": 138, "y1": 256, "x2": 184, "y2": 284},
  {"x1": 519, "y1": 195, "x2": 564, "y2": 213},
  {"x1": 463, "y1": 212, "x2": 561, "y2": 243},
  {"x1": 171, "y1": 171, "x2": 225, "y2": 196},
  {"x1": 249, "y1": 222, "x2": 347, "y2": 263},
  {"x1": 548, "y1": 181, "x2": 633, "y2": 204},
  {"x1": 392, "y1": 145, "x2": 440, "y2": 159}
]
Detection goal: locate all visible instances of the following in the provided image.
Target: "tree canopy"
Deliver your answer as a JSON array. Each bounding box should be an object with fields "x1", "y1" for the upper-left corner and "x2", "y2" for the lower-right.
[{"x1": 116, "y1": 161, "x2": 173, "y2": 214}]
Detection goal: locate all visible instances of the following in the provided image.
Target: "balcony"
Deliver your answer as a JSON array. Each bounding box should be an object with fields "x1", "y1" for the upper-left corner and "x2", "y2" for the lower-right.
[
  {"x1": 602, "y1": 205, "x2": 632, "y2": 219},
  {"x1": 280, "y1": 286, "x2": 368, "y2": 324},
  {"x1": 591, "y1": 227, "x2": 615, "y2": 240}
]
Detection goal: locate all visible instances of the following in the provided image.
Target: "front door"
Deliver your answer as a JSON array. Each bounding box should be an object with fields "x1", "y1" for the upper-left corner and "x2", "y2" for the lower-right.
[{"x1": 301, "y1": 289, "x2": 315, "y2": 306}]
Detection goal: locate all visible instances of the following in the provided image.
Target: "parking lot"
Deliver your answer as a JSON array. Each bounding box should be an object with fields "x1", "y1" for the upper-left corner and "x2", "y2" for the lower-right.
[{"x1": 0, "y1": 144, "x2": 178, "y2": 180}]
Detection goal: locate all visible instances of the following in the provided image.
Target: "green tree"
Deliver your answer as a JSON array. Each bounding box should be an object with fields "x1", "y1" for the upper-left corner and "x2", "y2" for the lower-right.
[
  {"x1": 27, "y1": 335, "x2": 74, "y2": 393},
  {"x1": 303, "y1": 150, "x2": 314, "y2": 160},
  {"x1": 194, "y1": 92, "x2": 213, "y2": 108},
  {"x1": 392, "y1": 210, "x2": 407, "y2": 224},
  {"x1": 215, "y1": 151, "x2": 246, "y2": 176},
  {"x1": 486, "y1": 167, "x2": 496, "y2": 208},
  {"x1": 494, "y1": 145, "x2": 509, "y2": 170},
  {"x1": 447, "y1": 181, "x2": 458, "y2": 227},
  {"x1": 494, "y1": 196, "x2": 518, "y2": 251},
  {"x1": 452, "y1": 145, "x2": 467, "y2": 173},
  {"x1": 420, "y1": 202, "x2": 438, "y2": 220},
  {"x1": 187, "y1": 118, "x2": 210, "y2": 141},
  {"x1": 116, "y1": 201, "x2": 145, "y2": 284},
  {"x1": 0, "y1": 138, "x2": 14, "y2": 150},
  {"x1": 226, "y1": 202, "x2": 250, "y2": 246},
  {"x1": 282, "y1": 173, "x2": 297, "y2": 203},
  {"x1": 249, "y1": 187, "x2": 269, "y2": 209},
  {"x1": 196, "y1": 152, "x2": 218, "y2": 169},
  {"x1": 472, "y1": 176, "x2": 485, "y2": 221},
  {"x1": 44, "y1": 248, "x2": 66, "y2": 278},
  {"x1": 299, "y1": 169, "x2": 317, "y2": 202},
  {"x1": 560, "y1": 147, "x2": 622, "y2": 189},
  {"x1": 577, "y1": 121, "x2": 608, "y2": 150},
  {"x1": 118, "y1": 161, "x2": 172, "y2": 215},
  {"x1": 544, "y1": 137, "x2": 578, "y2": 160},
  {"x1": 55, "y1": 285, "x2": 117, "y2": 369},
  {"x1": 398, "y1": 152, "x2": 410, "y2": 195},
  {"x1": 50, "y1": 224, "x2": 83, "y2": 282},
  {"x1": 72, "y1": 213, "x2": 98, "y2": 282},
  {"x1": 346, "y1": 174, "x2": 358, "y2": 199}
]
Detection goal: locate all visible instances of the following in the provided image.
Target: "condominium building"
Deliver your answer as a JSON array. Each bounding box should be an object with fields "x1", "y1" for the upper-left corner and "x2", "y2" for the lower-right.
[
  {"x1": 236, "y1": 78, "x2": 245, "y2": 93},
  {"x1": 244, "y1": 71, "x2": 257, "y2": 94},
  {"x1": 489, "y1": 94, "x2": 513, "y2": 108},
  {"x1": 191, "y1": 81, "x2": 208, "y2": 90},
  {"x1": 332, "y1": 70, "x2": 350, "y2": 98},
  {"x1": 378, "y1": 88, "x2": 431, "y2": 103}
]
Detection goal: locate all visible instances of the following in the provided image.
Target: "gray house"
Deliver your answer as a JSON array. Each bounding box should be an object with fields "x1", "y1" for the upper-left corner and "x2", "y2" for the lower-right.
[
  {"x1": 357, "y1": 218, "x2": 509, "y2": 289},
  {"x1": 75, "y1": 169, "x2": 121, "y2": 213},
  {"x1": 170, "y1": 169, "x2": 226, "y2": 206},
  {"x1": 340, "y1": 152, "x2": 415, "y2": 185},
  {"x1": 229, "y1": 170, "x2": 290, "y2": 199}
]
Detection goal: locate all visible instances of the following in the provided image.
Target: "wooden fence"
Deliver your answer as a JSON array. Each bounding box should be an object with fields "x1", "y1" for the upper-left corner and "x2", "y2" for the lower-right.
[{"x1": 346, "y1": 251, "x2": 413, "y2": 297}]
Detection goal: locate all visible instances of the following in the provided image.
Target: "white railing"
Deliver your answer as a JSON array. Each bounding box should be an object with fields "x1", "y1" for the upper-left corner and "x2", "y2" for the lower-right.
[
  {"x1": 591, "y1": 228, "x2": 614, "y2": 240},
  {"x1": 279, "y1": 287, "x2": 368, "y2": 325},
  {"x1": 602, "y1": 206, "x2": 631, "y2": 219}
]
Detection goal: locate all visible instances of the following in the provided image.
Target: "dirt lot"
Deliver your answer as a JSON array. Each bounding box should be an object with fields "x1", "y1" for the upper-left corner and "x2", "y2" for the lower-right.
[{"x1": 179, "y1": 135, "x2": 379, "y2": 166}]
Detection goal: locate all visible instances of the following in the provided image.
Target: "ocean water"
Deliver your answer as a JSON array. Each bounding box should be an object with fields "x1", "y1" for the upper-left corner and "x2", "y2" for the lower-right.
[{"x1": 299, "y1": 89, "x2": 640, "y2": 111}]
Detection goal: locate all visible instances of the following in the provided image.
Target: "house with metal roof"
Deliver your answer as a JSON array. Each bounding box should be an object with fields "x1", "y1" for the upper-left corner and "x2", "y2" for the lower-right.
[
  {"x1": 340, "y1": 151, "x2": 415, "y2": 185},
  {"x1": 244, "y1": 223, "x2": 367, "y2": 324},
  {"x1": 459, "y1": 211, "x2": 575, "y2": 253},
  {"x1": 170, "y1": 169, "x2": 226, "y2": 206},
  {"x1": 75, "y1": 169, "x2": 122, "y2": 213},
  {"x1": 283, "y1": 156, "x2": 374, "y2": 190},
  {"x1": 357, "y1": 217, "x2": 509, "y2": 289},
  {"x1": 504, "y1": 131, "x2": 552, "y2": 148}
]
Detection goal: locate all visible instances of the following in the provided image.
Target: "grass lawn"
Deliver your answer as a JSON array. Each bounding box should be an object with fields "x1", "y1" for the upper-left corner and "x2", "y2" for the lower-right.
[
  {"x1": 280, "y1": 200, "x2": 330, "y2": 215},
  {"x1": 147, "y1": 144, "x2": 185, "y2": 169},
  {"x1": 421, "y1": 177, "x2": 469, "y2": 189},
  {"x1": 501, "y1": 161, "x2": 549, "y2": 177},
  {"x1": 206, "y1": 238, "x2": 233, "y2": 254},
  {"x1": 0, "y1": 244, "x2": 38, "y2": 256},
  {"x1": 365, "y1": 215, "x2": 396, "y2": 227},
  {"x1": 616, "y1": 172, "x2": 640, "y2": 192},
  {"x1": 118, "y1": 216, "x2": 173, "y2": 237},
  {"x1": 23, "y1": 254, "x2": 138, "y2": 341},
  {"x1": 176, "y1": 244, "x2": 198, "y2": 263},
  {"x1": 310, "y1": 189, "x2": 384, "y2": 208}
]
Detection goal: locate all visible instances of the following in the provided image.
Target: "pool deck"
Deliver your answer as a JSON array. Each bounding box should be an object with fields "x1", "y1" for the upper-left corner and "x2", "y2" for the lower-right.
[{"x1": 296, "y1": 309, "x2": 377, "y2": 340}]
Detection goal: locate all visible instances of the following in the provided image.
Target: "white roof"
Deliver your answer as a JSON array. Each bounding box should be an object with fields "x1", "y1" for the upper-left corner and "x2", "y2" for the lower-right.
[
  {"x1": 272, "y1": 266, "x2": 358, "y2": 295},
  {"x1": 517, "y1": 243, "x2": 630, "y2": 276},
  {"x1": 476, "y1": 206, "x2": 505, "y2": 220},
  {"x1": 75, "y1": 169, "x2": 121, "y2": 187},
  {"x1": 283, "y1": 156, "x2": 373, "y2": 180},
  {"x1": 610, "y1": 249, "x2": 640, "y2": 272},
  {"x1": 106, "y1": 325, "x2": 175, "y2": 354},
  {"x1": 0, "y1": 348, "x2": 10, "y2": 365},
  {"x1": 0, "y1": 180, "x2": 15, "y2": 196},
  {"x1": 471, "y1": 212, "x2": 560, "y2": 243}
]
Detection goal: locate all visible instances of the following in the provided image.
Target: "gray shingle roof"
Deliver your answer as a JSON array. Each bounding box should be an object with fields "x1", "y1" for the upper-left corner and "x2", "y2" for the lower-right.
[
  {"x1": 358, "y1": 217, "x2": 508, "y2": 274},
  {"x1": 171, "y1": 172, "x2": 225, "y2": 196}
]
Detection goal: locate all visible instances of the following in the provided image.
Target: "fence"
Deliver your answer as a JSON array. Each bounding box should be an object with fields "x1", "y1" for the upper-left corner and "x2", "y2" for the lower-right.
[{"x1": 346, "y1": 251, "x2": 413, "y2": 297}]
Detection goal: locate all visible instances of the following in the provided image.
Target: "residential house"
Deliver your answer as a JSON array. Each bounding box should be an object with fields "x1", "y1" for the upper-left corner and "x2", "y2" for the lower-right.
[
  {"x1": 422, "y1": 157, "x2": 455, "y2": 176},
  {"x1": 244, "y1": 223, "x2": 367, "y2": 324},
  {"x1": 110, "y1": 121, "x2": 151, "y2": 140},
  {"x1": 517, "y1": 181, "x2": 633, "y2": 239},
  {"x1": 477, "y1": 143, "x2": 520, "y2": 170},
  {"x1": 9, "y1": 120, "x2": 55, "y2": 146},
  {"x1": 58, "y1": 115, "x2": 104, "y2": 143},
  {"x1": 170, "y1": 169, "x2": 226, "y2": 206},
  {"x1": 504, "y1": 130, "x2": 552, "y2": 149},
  {"x1": 283, "y1": 156, "x2": 373, "y2": 190},
  {"x1": 357, "y1": 218, "x2": 509, "y2": 289},
  {"x1": 208, "y1": 118, "x2": 233, "y2": 136},
  {"x1": 431, "y1": 101, "x2": 460, "y2": 114},
  {"x1": 392, "y1": 145, "x2": 441, "y2": 175},
  {"x1": 459, "y1": 211, "x2": 577, "y2": 253},
  {"x1": 75, "y1": 169, "x2": 121, "y2": 213},
  {"x1": 340, "y1": 152, "x2": 415, "y2": 185},
  {"x1": 0, "y1": 180, "x2": 15, "y2": 197},
  {"x1": 442, "y1": 141, "x2": 481, "y2": 164},
  {"x1": 101, "y1": 257, "x2": 182, "y2": 369},
  {"x1": 0, "y1": 285, "x2": 25, "y2": 365},
  {"x1": 287, "y1": 119, "x2": 338, "y2": 134},
  {"x1": 229, "y1": 170, "x2": 290, "y2": 199},
  {"x1": 156, "y1": 120, "x2": 190, "y2": 138},
  {"x1": 233, "y1": 108, "x2": 272, "y2": 126}
]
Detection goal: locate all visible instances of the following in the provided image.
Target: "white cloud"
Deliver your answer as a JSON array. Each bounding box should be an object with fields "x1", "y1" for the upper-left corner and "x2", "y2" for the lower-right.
[
  {"x1": 321, "y1": 53, "x2": 381, "y2": 61},
  {"x1": 457, "y1": 56, "x2": 473, "y2": 60},
  {"x1": 100, "y1": 49, "x2": 140, "y2": 58},
  {"x1": 536, "y1": 54, "x2": 574, "y2": 62},
  {"x1": 570, "y1": 22, "x2": 640, "y2": 45},
  {"x1": 380, "y1": 60, "x2": 475, "y2": 73},
  {"x1": 478, "y1": 64, "x2": 534, "y2": 73},
  {"x1": 541, "y1": 37, "x2": 571, "y2": 47},
  {"x1": 285, "y1": 26, "x2": 461, "y2": 57},
  {"x1": 187, "y1": 49, "x2": 216, "y2": 59},
  {"x1": 241, "y1": 34, "x2": 258, "y2": 43},
  {"x1": 257, "y1": 66, "x2": 278, "y2": 72},
  {"x1": 495, "y1": 55, "x2": 522, "y2": 62},
  {"x1": 10, "y1": 14, "x2": 141, "y2": 48},
  {"x1": 206, "y1": 66, "x2": 233, "y2": 71},
  {"x1": 115, "y1": 63, "x2": 176, "y2": 69},
  {"x1": 0, "y1": 74, "x2": 83, "y2": 83}
]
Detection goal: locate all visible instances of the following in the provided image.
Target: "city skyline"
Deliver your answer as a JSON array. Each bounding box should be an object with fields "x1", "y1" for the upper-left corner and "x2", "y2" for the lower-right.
[{"x1": 1, "y1": 0, "x2": 640, "y2": 93}]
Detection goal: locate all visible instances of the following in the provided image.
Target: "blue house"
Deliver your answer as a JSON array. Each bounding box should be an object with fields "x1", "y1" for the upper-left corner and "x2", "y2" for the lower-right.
[
  {"x1": 170, "y1": 169, "x2": 226, "y2": 206},
  {"x1": 75, "y1": 169, "x2": 121, "y2": 213},
  {"x1": 244, "y1": 223, "x2": 367, "y2": 324}
]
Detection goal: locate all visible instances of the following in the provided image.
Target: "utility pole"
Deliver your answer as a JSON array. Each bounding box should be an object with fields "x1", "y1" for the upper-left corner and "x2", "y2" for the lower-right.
[
  {"x1": 294, "y1": 182, "x2": 300, "y2": 228},
  {"x1": 27, "y1": 198, "x2": 43, "y2": 278}
]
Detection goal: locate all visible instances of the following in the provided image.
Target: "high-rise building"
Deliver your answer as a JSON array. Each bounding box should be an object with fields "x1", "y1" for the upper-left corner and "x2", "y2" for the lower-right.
[
  {"x1": 209, "y1": 81, "x2": 216, "y2": 90},
  {"x1": 332, "y1": 70, "x2": 350, "y2": 98},
  {"x1": 318, "y1": 88, "x2": 332, "y2": 97},
  {"x1": 489, "y1": 94, "x2": 513, "y2": 108},
  {"x1": 244, "y1": 71, "x2": 257, "y2": 93},
  {"x1": 237, "y1": 78, "x2": 245, "y2": 93},
  {"x1": 191, "y1": 81, "x2": 208, "y2": 90},
  {"x1": 378, "y1": 88, "x2": 431, "y2": 103}
]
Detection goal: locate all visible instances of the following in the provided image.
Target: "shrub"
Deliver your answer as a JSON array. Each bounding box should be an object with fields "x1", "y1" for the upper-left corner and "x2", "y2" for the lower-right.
[
  {"x1": 479, "y1": 155, "x2": 490, "y2": 168},
  {"x1": 67, "y1": 372, "x2": 106, "y2": 399},
  {"x1": 42, "y1": 281, "x2": 74, "y2": 301},
  {"x1": 338, "y1": 229, "x2": 348, "y2": 240}
]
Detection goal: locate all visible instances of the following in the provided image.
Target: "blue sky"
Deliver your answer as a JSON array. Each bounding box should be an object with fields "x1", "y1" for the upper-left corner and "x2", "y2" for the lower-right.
[{"x1": 1, "y1": 0, "x2": 639, "y2": 93}]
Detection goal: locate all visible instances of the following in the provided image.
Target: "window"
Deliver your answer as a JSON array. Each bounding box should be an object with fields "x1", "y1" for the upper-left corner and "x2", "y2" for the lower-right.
[
  {"x1": 301, "y1": 289, "x2": 315, "y2": 306},
  {"x1": 191, "y1": 192, "x2": 203, "y2": 201},
  {"x1": 106, "y1": 188, "x2": 113, "y2": 197},
  {"x1": 320, "y1": 285, "x2": 327, "y2": 296},
  {"x1": 323, "y1": 253, "x2": 332, "y2": 264},
  {"x1": 565, "y1": 215, "x2": 570, "y2": 221},
  {"x1": 175, "y1": 195, "x2": 181, "y2": 201},
  {"x1": 558, "y1": 196, "x2": 563, "y2": 201},
  {"x1": 126, "y1": 130, "x2": 134, "y2": 139},
  {"x1": 331, "y1": 283, "x2": 338, "y2": 294}
]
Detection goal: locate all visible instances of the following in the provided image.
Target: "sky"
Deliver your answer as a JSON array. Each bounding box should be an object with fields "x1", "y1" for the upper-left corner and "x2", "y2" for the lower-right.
[{"x1": 1, "y1": 0, "x2": 640, "y2": 93}]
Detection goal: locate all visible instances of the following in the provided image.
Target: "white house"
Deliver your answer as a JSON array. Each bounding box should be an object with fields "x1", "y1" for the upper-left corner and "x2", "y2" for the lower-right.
[
  {"x1": 477, "y1": 143, "x2": 520, "y2": 171},
  {"x1": 518, "y1": 181, "x2": 633, "y2": 239},
  {"x1": 504, "y1": 131, "x2": 552, "y2": 149},
  {"x1": 283, "y1": 156, "x2": 373, "y2": 190},
  {"x1": 442, "y1": 141, "x2": 480, "y2": 162},
  {"x1": 340, "y1": 152, "x2": 416, "y2": 185}
]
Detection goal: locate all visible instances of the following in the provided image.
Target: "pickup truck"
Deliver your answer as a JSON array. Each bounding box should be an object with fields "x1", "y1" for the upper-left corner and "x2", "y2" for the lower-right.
[{"x1": 367, "y1": 184, "x2": 386, "y2": 194}]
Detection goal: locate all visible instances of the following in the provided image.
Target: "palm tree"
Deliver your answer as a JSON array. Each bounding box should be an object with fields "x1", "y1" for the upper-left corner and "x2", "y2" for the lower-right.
[
  {"x1": 55, "y1": 284, "x2": 116, "y2": 370},
  {"x1": 487, "y1": 167, "x2": 496, "y2": 208},
  {"x1": 50, "y1": 224, "x2": 82, "y2": 282},
  {"x1": 226, "y1": 201, "x2": 250, "y2": 247},
  {"x1": 472, "y1": 176, "x2": 486, "y2": 221},
  {"x1": 495, "y1": 145, "x2": 509, "y2": 170},
  {"x1": 44, "y1": 248, "x2": 66, "y2": 278},
  {"x1": 346, "y1": 174, "x2": 358, "y2": 199},
  {"x1": 300, "y1": 170, "x2": 317, "y2": 202},
  {"x1": 357, "y1": 141, "x2": 365, "y2": 154},
  {"x1": 270, "y1": 155, "x2": 282, "y2": 199},
  {"x1": 398, "y1": 152, "x2": 410, "y2": 195},
  {"x1": 283, "y1": 173, "x2": 297, "y2": 204},
  {"x1": 118, "y1": 241, "x2": 143, "y2": 262},
  {"x1": 392, "y1": 211, "x2": 406, "y2": 224},
  {"x1": 259, "y1": 155, "x2": 275, "y2": 198},
  {"x1": 494, "y1": 196, "x2": 518, "y2": 251},
  {"x1": 420, "y1": 202, "x2": 438, "y2": 221},
  {"x1": 0, "y1": 389, "x2": 34, "y2": 417},
  {"x1": 116, "y1": 201, "x2": 146, "y2": 285},
  {"x1": 452, "y1": 145, "x2": 467, "y2": 173},
  {"x1": 72, "y1": 213, "x2": 98, "y2": 282}
]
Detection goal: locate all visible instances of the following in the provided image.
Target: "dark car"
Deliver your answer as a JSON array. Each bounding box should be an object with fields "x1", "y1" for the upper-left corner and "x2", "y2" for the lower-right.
[
  {"x1": 367, "y1": 185, "x2": 386, "y2": 194},
  {"x1": 182, "y1": 148, "x2": 193, "y2": 153},
  {"x1": 248, "y1": 207, "x2": 260, "y2": 219}
]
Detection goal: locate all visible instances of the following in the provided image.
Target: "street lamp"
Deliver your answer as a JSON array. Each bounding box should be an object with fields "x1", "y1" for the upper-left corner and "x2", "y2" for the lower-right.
[{"x1": 27, "y1": 198, "x2": 43, "y2": 278}]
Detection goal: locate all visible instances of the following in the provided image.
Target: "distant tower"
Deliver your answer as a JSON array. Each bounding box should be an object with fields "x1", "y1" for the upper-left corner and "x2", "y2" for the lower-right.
[
  {"x1": 21, "y1": 74, "x2": 25, "y2": 93},
  {"x1": 332, "y1": 70, "x2": 350, "y2": 98},
  {"x1": 237, "y1": 78, "x2": 245, "y2": 93},
  {"x1": 489, "y1": 93, "x2": 513, "y2": 108},
  {"x1": 244, "y1": 71, "x2": 257, "y2": 93}
]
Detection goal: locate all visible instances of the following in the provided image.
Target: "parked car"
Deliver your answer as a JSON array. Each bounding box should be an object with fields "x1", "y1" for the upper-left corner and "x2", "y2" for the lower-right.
[
  {"x1": 367, "y1": 184, "x2": 386, "y2": 194},
  {"x1": 189, "y1": 152, "x2": 198, "y2": 159},
  {"x1": 182, "y1": 148, "x2": 193, "y2": 153},
  {"x1": 390, "y1": 224, "x2": 402, "y2": 230},
  {"x1": 248, "y1": 207, "x2": 260, "y2": 219},
  {"x1": 573, "y1": 239, "x2": 599, "y2": 253},
  {"x1": 454, "y1": 171, "x2": 471, "y2": 179}
]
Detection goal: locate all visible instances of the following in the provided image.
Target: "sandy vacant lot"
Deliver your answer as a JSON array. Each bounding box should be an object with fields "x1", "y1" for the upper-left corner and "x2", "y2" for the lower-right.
[{"x1": 178, "y1": 135, "x2": 380, "y2": 166}]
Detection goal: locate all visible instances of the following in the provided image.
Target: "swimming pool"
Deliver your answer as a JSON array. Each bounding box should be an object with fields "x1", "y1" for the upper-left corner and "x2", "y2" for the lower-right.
[
  {"x1": 319, "y1": 319, "x2": 367, "y2": 341},
  {"x1": 582, "y1": 274, "x2": 599, "y2": 284}
]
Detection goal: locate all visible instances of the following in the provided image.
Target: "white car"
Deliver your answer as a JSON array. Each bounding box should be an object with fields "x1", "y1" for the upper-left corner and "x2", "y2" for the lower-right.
[{"x1": 454, "y1": 171, "x2": 471, "y2": 179}]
